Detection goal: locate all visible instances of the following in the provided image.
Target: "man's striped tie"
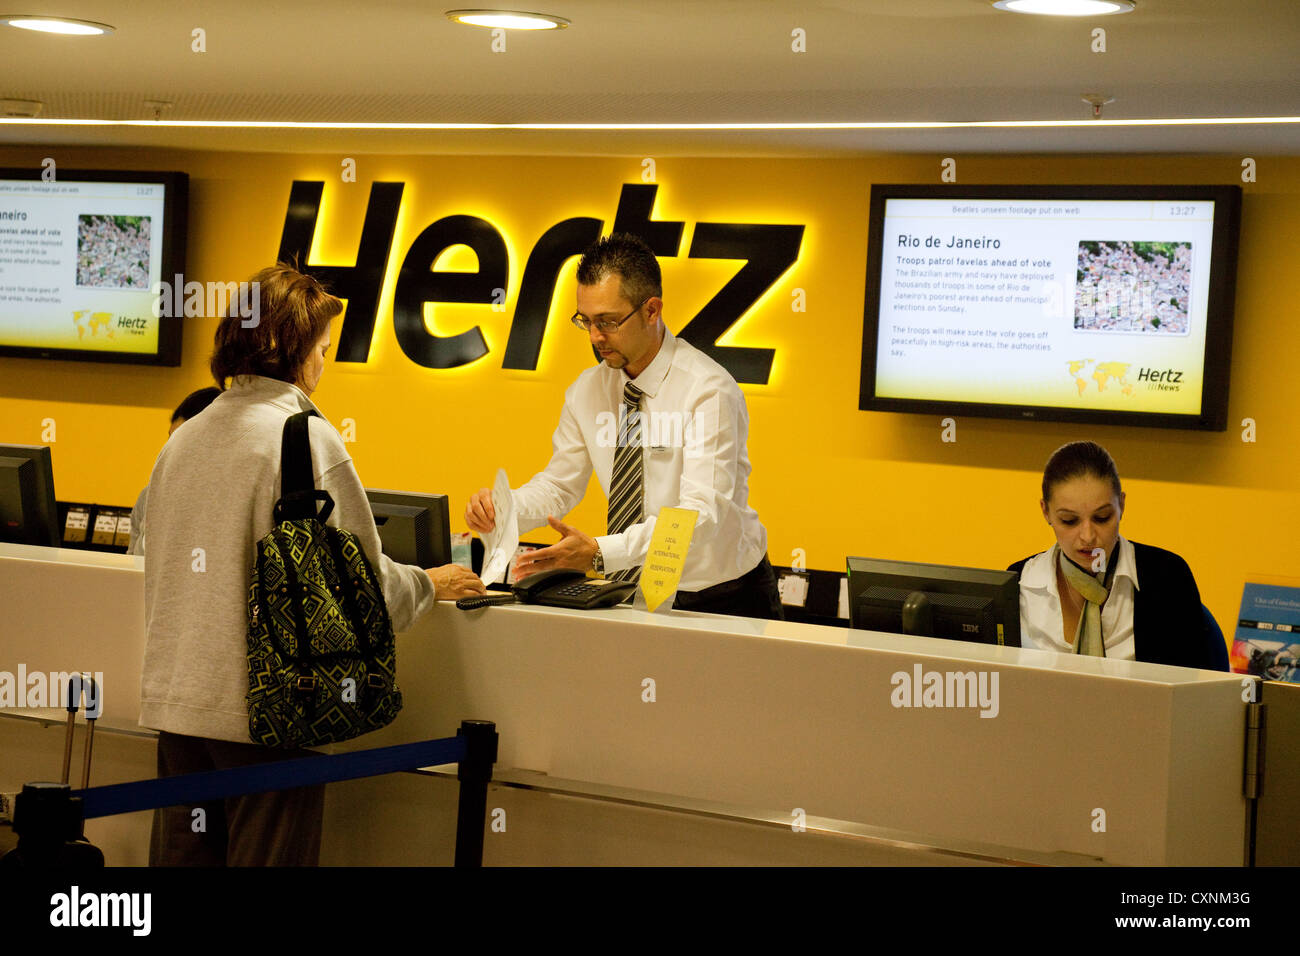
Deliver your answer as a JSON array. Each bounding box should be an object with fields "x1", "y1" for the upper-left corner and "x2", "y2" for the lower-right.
[{"x1": 606, "y1": 382, "x2": 644, "y2": 582}]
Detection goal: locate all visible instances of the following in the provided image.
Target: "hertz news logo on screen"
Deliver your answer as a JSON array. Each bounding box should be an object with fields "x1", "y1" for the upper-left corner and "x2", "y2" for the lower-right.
[
  {"x1": 1064, "y1": 360, "x2": 1186, "y2": 398},
  {"x1": 70, "y1": 309, "x2": 150, "y2": 340}
]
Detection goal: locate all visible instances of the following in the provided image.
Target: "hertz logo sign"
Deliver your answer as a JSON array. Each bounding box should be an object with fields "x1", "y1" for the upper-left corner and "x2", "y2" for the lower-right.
[{"x1": 277, "y1": 182, "x2": 804, "y2": 385}]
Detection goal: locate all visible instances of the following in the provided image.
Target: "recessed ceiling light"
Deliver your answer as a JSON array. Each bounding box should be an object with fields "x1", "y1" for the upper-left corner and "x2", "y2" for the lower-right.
[
  {"x1": 445, "y1": 9, "x2": 569, "y2": 30},
  {"x1": 0, "y1": 15, "x2": 115, "y2": 35},
  {"x1": 992, "y1": 0, "x2": 1135, "y2": 15}
]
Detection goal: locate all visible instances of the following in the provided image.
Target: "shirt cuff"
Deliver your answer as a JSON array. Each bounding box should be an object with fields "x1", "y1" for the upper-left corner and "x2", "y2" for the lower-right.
[{"x1": 595, "y1": 534, "x2": 635, "y2": 573}]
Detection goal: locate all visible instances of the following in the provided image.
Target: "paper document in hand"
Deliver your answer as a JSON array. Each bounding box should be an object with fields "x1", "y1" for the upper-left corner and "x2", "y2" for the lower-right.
[{"x1": 480, "y1": 468, "x2": 519, "y2": 585}]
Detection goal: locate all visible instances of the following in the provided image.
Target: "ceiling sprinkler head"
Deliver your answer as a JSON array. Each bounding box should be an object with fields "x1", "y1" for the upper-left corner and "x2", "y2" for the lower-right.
[
  {"x1": 143, "y1": 100, "x2": 174, "y2": 122},
  {"x1": 1081, "y1": 93, "x2": 1115, "y2": 119}
]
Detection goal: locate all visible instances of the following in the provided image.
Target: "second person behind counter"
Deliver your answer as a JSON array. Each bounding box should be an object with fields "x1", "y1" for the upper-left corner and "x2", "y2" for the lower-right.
[{"x1": 1008, "y1": 440, "x2": 1228, "y2": 670}]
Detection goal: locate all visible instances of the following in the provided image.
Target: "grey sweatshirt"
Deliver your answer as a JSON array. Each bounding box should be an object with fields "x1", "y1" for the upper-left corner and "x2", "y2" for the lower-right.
[{"x1": 140, "y1": 375, "x2": 435, "y2": 743}]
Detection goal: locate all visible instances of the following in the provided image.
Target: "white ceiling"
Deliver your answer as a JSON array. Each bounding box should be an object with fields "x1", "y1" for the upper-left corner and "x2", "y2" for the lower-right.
[{"x1": 1, "y1": 0, "x2": 1298, "y2": 155}]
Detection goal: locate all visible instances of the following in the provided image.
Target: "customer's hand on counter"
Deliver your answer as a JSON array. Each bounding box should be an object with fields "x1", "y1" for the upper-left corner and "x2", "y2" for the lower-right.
[{"x1": 427, "y1": 564, "x2": 488, "y2": 600}]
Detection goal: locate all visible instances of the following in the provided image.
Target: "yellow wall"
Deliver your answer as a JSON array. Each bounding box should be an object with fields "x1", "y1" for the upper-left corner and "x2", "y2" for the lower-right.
[{"x1": 1, "y1": 146, "x2": 1296, "y2": 636}]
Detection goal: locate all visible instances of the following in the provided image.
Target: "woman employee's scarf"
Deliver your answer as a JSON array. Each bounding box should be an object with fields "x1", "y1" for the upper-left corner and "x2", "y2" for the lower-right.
[{"x1": 1057, "y1": 545, "x2": 1118, "y2": 657}]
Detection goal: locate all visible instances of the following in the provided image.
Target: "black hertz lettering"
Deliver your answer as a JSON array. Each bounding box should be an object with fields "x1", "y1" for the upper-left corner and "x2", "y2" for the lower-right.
[
  {"x1": 1137, "y1": 368, "x2": 1184, "y2": 383},
  {"x1": 277, "y1": 182, "x2": 804, "y2": 385}
]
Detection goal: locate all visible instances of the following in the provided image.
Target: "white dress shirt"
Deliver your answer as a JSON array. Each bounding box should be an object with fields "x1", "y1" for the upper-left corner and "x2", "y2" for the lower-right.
[
  {"x1": 511, "y1": 328, "x2": 768, "y2": 591},
  {"x1": 1018, "y1": 535, "x2": 1139, "y2": 660}
]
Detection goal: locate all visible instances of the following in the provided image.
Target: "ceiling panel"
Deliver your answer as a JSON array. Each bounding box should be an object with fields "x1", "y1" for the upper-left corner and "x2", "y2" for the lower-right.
[{"x1": 0, "y1": 0, "x2": 1296, "y2": 154}]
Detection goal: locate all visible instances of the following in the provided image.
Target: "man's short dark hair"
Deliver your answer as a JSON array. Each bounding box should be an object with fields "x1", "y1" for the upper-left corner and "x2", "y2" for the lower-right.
[
  {"x1": 576, "y1": 233, "x2": 662, "y2": 308},
  {"x1": 171, "y1": 386, "x2": 222, "y2": 424}
]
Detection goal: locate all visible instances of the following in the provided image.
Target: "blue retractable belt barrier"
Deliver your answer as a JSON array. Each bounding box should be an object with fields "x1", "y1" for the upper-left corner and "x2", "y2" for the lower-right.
[
  {"x1": 75, "y1": 736, "x2": 467, "y2": 819},
  {"x1": 3, "y1": 720, "x2": 499, "y2": 868}
]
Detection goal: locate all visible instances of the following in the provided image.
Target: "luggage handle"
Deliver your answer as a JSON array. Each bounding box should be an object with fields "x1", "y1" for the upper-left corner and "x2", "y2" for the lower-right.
[{"x1": 60, "y1": 674, "x2": 100, "y2": 790}]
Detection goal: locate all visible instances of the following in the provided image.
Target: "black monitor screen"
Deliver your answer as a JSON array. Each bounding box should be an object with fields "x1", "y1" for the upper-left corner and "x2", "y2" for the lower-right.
[
  {"x1": 847, "y1": 556, "x2": 1021, "y2": 648},
  {"x1": 0, "y1": 444, "x2": 58, "y2": 546},
  {"x1": 365, "y1": 488, "x2": 451, "y2": 568}
]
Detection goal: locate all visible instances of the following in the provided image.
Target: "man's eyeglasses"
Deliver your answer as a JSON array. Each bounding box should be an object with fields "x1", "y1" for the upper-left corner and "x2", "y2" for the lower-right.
[{"x1": 571, "y1": 299, "x2": 648, "y2": 334}]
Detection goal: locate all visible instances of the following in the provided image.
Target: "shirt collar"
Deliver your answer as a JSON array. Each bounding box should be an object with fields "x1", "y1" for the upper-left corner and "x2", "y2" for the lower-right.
[
  {"x1": 621, "y1": 326, "x2": 675, "y2": 399},
  {"x1": 1021, "y1": 535, "x2": 1139, "y2": 593},
  {"x1": 1114, "y1": 535, "x2": 1139, "y2": 590},
  {"x1": 224, "y1": 374, "x2": 320, "y2": 415}
]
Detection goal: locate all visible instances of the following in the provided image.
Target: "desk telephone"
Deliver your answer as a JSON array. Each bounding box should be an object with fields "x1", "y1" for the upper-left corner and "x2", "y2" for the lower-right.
[{"x1": 456, "y1": 569, "x2": 638, "y2": 610}]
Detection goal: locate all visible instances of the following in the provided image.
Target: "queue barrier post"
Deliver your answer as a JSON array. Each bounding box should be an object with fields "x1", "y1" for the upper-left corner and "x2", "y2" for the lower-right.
[
  {"x1": 454, "y1": 719, "x2": 499, "y2": 868},
  {"x1": 0, "y1": 781, "x2": 104, "y2": 869}
]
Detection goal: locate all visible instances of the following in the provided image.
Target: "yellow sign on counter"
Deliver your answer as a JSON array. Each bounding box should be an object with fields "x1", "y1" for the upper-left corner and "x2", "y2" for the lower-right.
[{"x1": 640, "y1": 507, "x2": 698, "y2": 613}]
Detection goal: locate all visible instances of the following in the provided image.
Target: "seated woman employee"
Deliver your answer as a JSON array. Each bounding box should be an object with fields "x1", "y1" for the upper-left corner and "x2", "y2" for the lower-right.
[{"x1": 1008, "y1": 440, "x2": 1228, "y2": 670}]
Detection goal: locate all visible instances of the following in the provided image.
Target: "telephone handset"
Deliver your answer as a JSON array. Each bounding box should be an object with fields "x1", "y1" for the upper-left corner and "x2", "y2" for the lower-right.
[{"x1": 512, "y1": 568, "x2": 638, "y2": 609}]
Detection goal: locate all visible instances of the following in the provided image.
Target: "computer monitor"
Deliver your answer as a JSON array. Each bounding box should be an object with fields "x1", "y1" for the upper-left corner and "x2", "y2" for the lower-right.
[
  {"x1": 847, "y1": 556, "x2": 1021, "y2": 648},
  {"x1": 0, "y1": 444, "x2": 58, "y2": 547},
  {"x1": 364, "y1": 489, "x2": 451, "y2": 567}
]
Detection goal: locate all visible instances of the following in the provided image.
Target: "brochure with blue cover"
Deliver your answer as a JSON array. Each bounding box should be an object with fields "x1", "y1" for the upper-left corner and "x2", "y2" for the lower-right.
[{"x1": 1232, "y1": 582, "x2": 1300, "y2": 682}]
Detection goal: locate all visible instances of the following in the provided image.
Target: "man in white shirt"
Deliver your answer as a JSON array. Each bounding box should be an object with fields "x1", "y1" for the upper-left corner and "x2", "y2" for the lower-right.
[{"x1": 466, "y1": 233, "x2": 781, "y2": 619}]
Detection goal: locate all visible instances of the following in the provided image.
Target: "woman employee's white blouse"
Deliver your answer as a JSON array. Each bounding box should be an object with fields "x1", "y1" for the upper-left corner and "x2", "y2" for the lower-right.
[{"x1": 1018, "y1": 535, "x2": 1139, "y2": 660}]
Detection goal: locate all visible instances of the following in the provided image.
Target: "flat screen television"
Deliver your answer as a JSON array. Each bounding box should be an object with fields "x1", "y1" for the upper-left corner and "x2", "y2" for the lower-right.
[
  {"x1": 0, "y1": 168, "x2": 188, "y2": 366},
  {"x1": 859, "y1": 184, "x2": 1241, "y2": 431}
]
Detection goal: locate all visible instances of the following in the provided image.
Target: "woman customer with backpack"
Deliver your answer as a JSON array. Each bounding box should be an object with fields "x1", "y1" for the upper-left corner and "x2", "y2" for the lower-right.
[{"x1": 140, "y1": 263, "x2": 484, "y2": 865}]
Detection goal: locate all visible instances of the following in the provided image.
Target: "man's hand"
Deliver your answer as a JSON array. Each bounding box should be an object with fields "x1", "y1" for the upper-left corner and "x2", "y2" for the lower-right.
[
  {"x1": 426, "y1": 564, "x2": 487, "y2": 600},
  {"x1": 465, "y1": 487, "x2": 496, "y2": 533},
  {"x1": 512, "y1": 516, "x2": 598, "y2": 578}
]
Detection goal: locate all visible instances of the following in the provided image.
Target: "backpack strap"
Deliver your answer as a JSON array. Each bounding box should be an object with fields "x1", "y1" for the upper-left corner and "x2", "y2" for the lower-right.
[{"x1": 273, "y1": 410, "x2": 335, "y2": 524}]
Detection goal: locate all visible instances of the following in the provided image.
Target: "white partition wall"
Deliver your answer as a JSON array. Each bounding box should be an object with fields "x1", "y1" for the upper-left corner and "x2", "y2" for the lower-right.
[{"x1": 0, "y1": 544, "x2": 1250, "y2": 865}]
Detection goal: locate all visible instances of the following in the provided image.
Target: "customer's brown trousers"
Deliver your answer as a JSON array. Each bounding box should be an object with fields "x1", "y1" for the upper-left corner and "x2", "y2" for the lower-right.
[{"x1": 149, "y1": 731, "x2": 325, "y2": 866}]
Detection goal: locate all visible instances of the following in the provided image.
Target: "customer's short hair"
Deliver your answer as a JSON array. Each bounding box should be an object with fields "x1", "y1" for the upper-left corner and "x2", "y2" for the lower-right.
[
  {"x1": 209, "y1": 264, "x2": 341, "y2": 387},
  {"x1": 170, "y1": 386, "x2": 221, "y2": 424},
  {"x1": 576, "y1": 233, "x2": 662, "y2": 308},
  {"x1": 1041, "y1": 441, "x2": 1122, "y2": 503}
]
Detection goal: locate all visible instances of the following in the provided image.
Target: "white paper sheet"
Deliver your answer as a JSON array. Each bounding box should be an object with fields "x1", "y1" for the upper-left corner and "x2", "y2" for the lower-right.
[
  {"x1": 480, "y1": 468, "x2": 519, "y2": 585},
  {"x1": 778, "y1": 573, "x2": 809, "y2": 608}
]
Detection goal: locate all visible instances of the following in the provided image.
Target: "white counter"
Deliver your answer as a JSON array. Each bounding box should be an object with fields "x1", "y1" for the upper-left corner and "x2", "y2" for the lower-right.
[{"x1": 0, "y1": 543, "x2": 1250, "y2": 865}]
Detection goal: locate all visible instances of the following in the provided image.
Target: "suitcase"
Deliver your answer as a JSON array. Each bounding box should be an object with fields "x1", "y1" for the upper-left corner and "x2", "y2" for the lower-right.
[{"x1": 0, "y1": 675, "x2": 106, "y2": 868}]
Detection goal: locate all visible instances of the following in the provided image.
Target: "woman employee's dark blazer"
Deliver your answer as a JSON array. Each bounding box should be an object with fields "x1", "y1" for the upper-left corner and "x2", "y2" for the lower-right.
[{"x1": 1008, "y1": 540, "x2": 1229, "y2": 671}]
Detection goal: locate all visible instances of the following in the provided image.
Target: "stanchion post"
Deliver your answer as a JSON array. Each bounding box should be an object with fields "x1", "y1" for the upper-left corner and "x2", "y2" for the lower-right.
[
  {"x1": 454, "y1": 719, "x2": 498, "y2": 868},
  {"x1": 0, "y1": 782, "x2": 103, "y2": 869}
]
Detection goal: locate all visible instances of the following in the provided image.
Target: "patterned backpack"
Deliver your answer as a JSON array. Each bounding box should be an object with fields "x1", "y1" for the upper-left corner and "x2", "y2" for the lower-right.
[{"x1": 246, "y1": 410, "x2": 402, "y2": 747}]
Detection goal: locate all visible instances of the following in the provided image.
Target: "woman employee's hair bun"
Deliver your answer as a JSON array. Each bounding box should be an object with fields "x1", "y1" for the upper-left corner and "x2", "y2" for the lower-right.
[
  {"x1": 1041, "y1": 440, "x2": 1122, "y2": 502},
  {"x1": 209, "y1": 263, "x2": 341, "y2": 388}
]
